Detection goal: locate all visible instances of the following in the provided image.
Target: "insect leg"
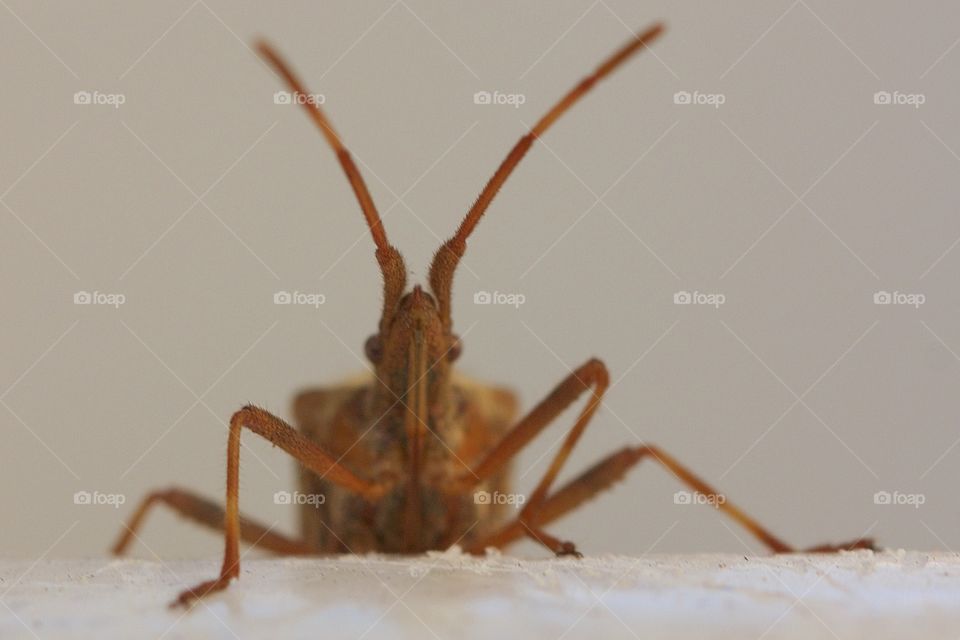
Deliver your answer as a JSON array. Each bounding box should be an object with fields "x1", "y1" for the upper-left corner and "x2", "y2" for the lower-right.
[
  {"x1": 449, "y1": 358, "x2": 609, "y2": 555},
  {"x1": 112, "y1": 487, "x2": 316, "y2": 556},
  {"x1": 468, "y1": 446, "x2": 877, "y2": 554},
  {"x1": 174, "y1": 405, "x2": 387, "y2": 607}
]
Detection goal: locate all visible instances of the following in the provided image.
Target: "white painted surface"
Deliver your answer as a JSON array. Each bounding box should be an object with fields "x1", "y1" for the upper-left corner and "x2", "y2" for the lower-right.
[{"x1": 2, "y1": 550, "x2": 959, "y2": 639}]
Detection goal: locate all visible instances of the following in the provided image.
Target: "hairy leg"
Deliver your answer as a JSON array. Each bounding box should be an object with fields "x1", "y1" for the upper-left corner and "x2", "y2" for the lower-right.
[
  {"x1": 113, "y1": 487, "x2": 315, "y2": 556},
  {"x1": 174, "y1": 405, "x2": 386, "y2": 607}
]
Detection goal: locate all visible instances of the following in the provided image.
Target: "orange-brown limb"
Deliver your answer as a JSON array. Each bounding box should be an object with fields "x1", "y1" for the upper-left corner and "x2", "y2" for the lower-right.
[
  {"x1": 445, "y1": 358, "x2": 608, "y2": 554},
  {"x1": 174, "y1": 405, "x2": 386, "y2": 607},
  {"x1": 429, "y1": 23, "x2": 665, "y2": 327},
  {"x1": 256, "y1": 41, "x2": 406, "y2": 333},
  {"x1": 522, "y1": 524, "x2": 582, "y2": 558},
  {"x1": 466, "y1": 445, "x2": 876, "y2": 555},
  {"x1": 452, "y1": 358, "x2": 609, "y2": 500},
  {"x1": 111, "y1": 487, "x2": 315, "y2": 556}
]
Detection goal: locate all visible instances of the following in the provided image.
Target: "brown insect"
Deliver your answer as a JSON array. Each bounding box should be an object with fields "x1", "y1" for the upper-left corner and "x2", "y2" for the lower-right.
[{"x1": 111, "y1": 22, "x2": 875, "y2": 607}]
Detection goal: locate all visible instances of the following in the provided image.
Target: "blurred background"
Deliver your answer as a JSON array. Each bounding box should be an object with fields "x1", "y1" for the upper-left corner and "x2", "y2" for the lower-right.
[{"x1": 2, "y1": 0, "x2": 959, "y2": 559}]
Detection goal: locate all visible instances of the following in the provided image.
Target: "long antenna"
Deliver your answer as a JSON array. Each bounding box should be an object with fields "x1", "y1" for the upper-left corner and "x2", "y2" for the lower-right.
[
  {"x1": 428, "y1": 23, "x2": 665, "y2": 326},
  {"x1": 257, "y1": 41, "x2": 406, "y2": 331}
]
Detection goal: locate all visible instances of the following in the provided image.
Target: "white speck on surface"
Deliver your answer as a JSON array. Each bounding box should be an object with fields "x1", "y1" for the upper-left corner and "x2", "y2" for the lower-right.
[{"x1": 2, "y1": 550, "x2": 959, "y2": 639}]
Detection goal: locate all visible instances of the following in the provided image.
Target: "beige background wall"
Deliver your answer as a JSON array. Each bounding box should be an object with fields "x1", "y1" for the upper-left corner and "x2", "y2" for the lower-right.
[{"x1": 2, "y1": 1, "x2": 959, "y2": 559}]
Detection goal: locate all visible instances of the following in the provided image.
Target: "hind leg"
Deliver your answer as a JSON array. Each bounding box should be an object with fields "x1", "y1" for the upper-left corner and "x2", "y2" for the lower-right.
[
  {"x1": 468, "y1": 445, "x2": 875, "y2": 554},
  {"x1": 113, "y1": 487, "x2": 316, "y2": 556}
]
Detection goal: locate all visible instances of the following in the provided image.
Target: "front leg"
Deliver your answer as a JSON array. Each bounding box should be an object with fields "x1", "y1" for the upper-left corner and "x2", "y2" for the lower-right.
[
  {"x1": 449, "y1": 358, "x2": 609, "y2": 555},
  {"x1": 175, "y1": 405, "x2": 387, "y2": 608}
]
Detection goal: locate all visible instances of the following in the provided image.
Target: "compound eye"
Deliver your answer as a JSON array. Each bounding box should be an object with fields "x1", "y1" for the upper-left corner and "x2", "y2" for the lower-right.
[
  {"x1": 364, "y1": 335, "x2": 383, "y2": 364},
  {"x1": 448, "y1": 335, "x2": 462, "y2": 362}
]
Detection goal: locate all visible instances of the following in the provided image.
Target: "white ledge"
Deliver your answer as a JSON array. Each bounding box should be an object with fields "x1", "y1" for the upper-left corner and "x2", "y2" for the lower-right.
[{"x1": 3, "y1": 550, "x2": 960, "y2": 639}]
